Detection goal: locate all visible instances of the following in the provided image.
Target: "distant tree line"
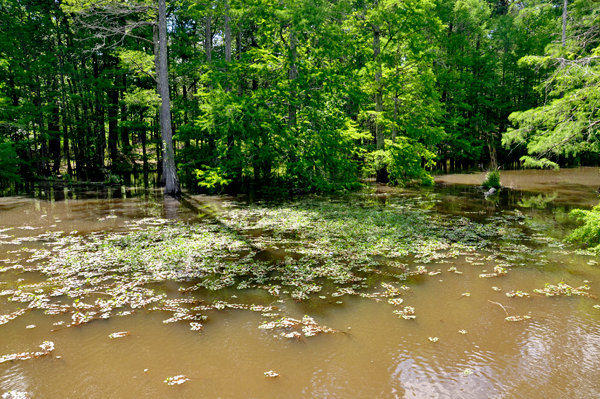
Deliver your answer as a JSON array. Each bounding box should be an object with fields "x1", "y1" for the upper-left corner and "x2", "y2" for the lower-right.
[{"x1": 0, "y1": 0, "x2": 597, "y2": 194}]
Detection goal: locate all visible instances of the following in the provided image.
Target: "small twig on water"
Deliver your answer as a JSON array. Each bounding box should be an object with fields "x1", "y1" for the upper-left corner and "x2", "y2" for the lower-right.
[{"x1": 488, "y1": 300, "x2": 509, "y2": 316}]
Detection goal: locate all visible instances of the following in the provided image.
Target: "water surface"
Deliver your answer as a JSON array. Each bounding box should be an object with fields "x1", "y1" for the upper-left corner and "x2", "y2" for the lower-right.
[{"x1": 1, "y1": 170, "x2": 600, "y2": 398}]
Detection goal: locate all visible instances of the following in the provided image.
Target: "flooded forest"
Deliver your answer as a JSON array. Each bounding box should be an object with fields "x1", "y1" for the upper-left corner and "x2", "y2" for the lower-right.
[{"x1": 1, "y1": 0, "x2": 600, "y2": 397}]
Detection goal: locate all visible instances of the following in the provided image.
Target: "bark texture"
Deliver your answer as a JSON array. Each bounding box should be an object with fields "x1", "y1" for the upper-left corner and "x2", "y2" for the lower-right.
[{"x1": 158, "y1": 0, "x2": 180, "y2": 195}]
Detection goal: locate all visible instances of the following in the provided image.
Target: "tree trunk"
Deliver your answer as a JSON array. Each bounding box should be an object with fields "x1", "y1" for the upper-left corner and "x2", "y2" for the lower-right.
[
  {"x1": 121, "y1": 74, "x2": 130, "y2": 153},
  {"x1": 373, "y1": 19, "x2": 387, "y2": 183},
  {"x1": 237, "y1": 28, "x2": 243, "y2": 96},
  {"x1": 288, "y1": 31, "x2": 297, "y2": 129},
  {"x1": 108, "y1": 69, "x2": 119, "y2": 167},
  {"x1": 224, "y1": 0, "x2": 232, "y2": 94},
  {"x1": 392, "y1": 96, "x2": 398, "y2": 143},
  {"x1": 562, "y1": 0, "x2": 567, "y2": 47},
  {"x1": 141, "y1": 109, "x2": 148, "y2": 173},
  {"x1": 374, "y1": 25, "x2": 383, "y2": 151},
  {"x1": 48, "y1": 102, "x2": 61, "y2": 175},
  {"x1": 205, "y1": 13, "x2": 212, "y2": 63},
  {"x1": 93, "y1": 55, "x2": 106, "y2": 174},
  {"x1": 158, "y1": 0, "x2": 180, "y2": 195},
  {"x1": 225, "y1": 0, "x2": 231, "y2": 63}
]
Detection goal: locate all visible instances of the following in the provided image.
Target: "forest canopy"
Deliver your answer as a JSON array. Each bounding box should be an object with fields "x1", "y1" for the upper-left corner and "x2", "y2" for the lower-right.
[{"x1": 0, "y1": 0, "x2": 598, "y2": 193}]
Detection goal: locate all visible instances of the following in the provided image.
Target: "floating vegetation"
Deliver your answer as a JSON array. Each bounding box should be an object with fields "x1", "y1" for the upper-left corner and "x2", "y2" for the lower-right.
[
  {"x1": 0, "y1": 341, "x2": 55, "y2": 364},
  {"x1": 506, "y1": 291, "x2": 530, "y2": 298},
  {"x1": 388, "y1": 298, "x2": 403, "y2": 306},
  {"x1": 264, "y1": 370, "x2": 280, "y2": 378},
  {"x1": 533, "y1": 283, "x2": 596, "y2": 298},
  {"x1": 479, "y1": 266, "x2": 508, "y2": 278},
  {"x1": 0, "y1": 309, "x2": 26, "y2": 326},
  {"x1": 505, "y1": 315, "x2": 531, "y2": 322},
  {"x1": 1, "y1": 392, "x2": 30, "y2": 399},
  {"x1": 0, "y1": 194, "x2": 592, "y2": 338},
  {"x1": 463, "y1": 368, "x2": 474, "y2": 376},
  {"x1": 109, "y1": 332, "x2": 130, "y2": 339},
  {"x1": 488, "y1": 299, "x2": 531, "y2": 322},
  {"x1": 393, "y1": 306, "x2": 416, "y2": 320},
  {"x1": 259, "y1": 315, "x2": 338, "y2": 338},
  {"x1": 164, "y1": 375, "x2": 189, "y2": 385},
  {"x1": 428, "y1": 337, "x2": 439, "y2": 342}
]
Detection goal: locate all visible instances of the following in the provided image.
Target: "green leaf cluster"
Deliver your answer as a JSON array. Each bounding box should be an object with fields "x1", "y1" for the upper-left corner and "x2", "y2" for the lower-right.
[{"x1": 567, "y1": 203, "x2": 600, "y2": 251}]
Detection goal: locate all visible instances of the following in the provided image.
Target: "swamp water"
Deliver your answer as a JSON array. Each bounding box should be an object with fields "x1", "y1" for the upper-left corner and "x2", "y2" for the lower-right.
[{"x1": 1, "y1": 168, "x2": 600, "y2": 398}]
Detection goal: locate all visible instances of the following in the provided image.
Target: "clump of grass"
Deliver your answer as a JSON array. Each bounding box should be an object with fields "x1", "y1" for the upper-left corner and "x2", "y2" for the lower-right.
[{"x1": 482, "y1": 170, "x2": 501, "y2": 188}]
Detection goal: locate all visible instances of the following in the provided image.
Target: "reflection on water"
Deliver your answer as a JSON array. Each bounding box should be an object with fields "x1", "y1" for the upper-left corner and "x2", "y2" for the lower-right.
[
  {"x1": 435, "y1": 167, "x2": 600, "y2": 207},
  {"x1": 1, "y1": 170, "x2": 600, "y2": 398}
]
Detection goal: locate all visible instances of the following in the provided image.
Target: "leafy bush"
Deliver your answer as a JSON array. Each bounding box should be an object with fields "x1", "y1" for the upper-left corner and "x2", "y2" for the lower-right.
[
  {"x1": 364, "y1": 138, "x2": 436, "y2": 186},
  {"x1": 482, "y1": 170, "x2": 501, "y2": 188},
  {"x1": 566, "y1": 204, "x2": 600, "y2": 251}
]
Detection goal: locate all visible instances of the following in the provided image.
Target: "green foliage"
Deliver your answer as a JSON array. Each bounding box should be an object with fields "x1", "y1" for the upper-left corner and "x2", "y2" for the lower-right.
[
  {"x1": 1, "y1": 0, "x2": 595, "y2": 189},
  {"x1": 503, "y1": 1, "x2": 600, "y2": 167},
  {"x1": 116, "y1": 50, "x2": 157, "y2": 81},
  {"x1": 365, "y1": 139, "x2": 436, "y2": 186},
  {"x1": 0, "y1": 139, "x2": 21, "y2": 183},
  {"x1": 103, "y1": 172, "x2": 122, "y2": 185},
  {"x1": 519, "y1": 156, "x2": 559, "y2": 170},
  {"x1": 566, "y1": 203, "x2": 600, "y2": 251},
  {"x1": 122, "y1": 88, "x2": 160, "y2": 112},
  {"x1": 482, "y1": 170, "x2": 501, "y2": 188},
  {"x1": 195, "y1": 166, "x2": 231, "y2": 192}
]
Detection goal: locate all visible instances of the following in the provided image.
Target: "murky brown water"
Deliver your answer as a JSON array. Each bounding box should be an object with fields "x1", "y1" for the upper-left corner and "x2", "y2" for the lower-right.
[{"x1": 2, "y1": 170, "x2": 600, "y2": 398}]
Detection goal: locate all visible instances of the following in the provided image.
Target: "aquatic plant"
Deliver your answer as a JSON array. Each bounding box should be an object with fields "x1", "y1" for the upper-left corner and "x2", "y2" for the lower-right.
[
  {"x1": 0, "y1": 309, "x2": 26, "y2": 326},
  {"x1": 505, "y1": 315, "x2": 531, "y2": 322},
  {"x1": 482, "y1": 170, "x2": 501, "y2": 189},
  {"x1": 164, "y1": 375, "x2": 189, "y2": 385},
  {"x1": 480, "y1": 266, "x2": 508, "y2": 278},
  {"x1": 505, "y1": 291, "x2": 530, "y2": 298},
  {"x1": 533, "y1": 282, "x2": 595, "y2": 298},
  {"x1": 1, "y1": 391, "x2": 30, "y2": 399},
  {"x1": 259, "y1": 315, "x2": 338, "y2": 338},
  {"x1": 0, "y1": 193, "x2": 584, "y2": 340},
  {"x1": 0, "y1": 341, "x2": 55, "y2": 364},
  {"x1": 109, "y1": 332, "x2": 130, "y2": 339},
  {"x1": 393, "y1": 306, "x2": 416, "y2": 320}
]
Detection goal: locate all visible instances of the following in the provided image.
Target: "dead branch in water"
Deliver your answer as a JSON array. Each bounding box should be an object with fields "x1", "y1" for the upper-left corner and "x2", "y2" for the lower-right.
[{"x1": 488, "y1": 300, "x2": 509, "y2": 316}]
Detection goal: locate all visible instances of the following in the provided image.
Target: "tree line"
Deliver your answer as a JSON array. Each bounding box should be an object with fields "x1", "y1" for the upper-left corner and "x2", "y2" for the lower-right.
[{"x1": 0, "y1": 0, "x2": 597, "y2": 194}]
